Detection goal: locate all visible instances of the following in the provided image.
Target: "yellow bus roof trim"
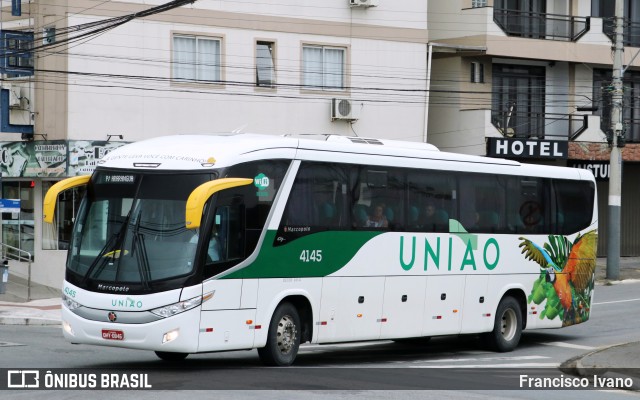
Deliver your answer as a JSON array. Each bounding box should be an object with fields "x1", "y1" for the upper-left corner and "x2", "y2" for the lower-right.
[
  {"x1": 185, "y1": 178, "x2": 253, "y2": 229},
  {"x1": 43, "y1": 175, "x2": 91, "y2": 224}
]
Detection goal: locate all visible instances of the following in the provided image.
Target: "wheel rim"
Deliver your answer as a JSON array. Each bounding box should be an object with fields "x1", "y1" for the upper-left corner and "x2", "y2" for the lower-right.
[
  {"x1": 276, "y1": 314, "x2": 297, "y2": 354},
  {"x1": 500, "y1": 308, "x2": 517, "y2": 341}
]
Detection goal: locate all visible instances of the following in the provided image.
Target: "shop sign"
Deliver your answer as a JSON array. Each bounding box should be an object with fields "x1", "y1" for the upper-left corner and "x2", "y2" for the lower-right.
[
  {"x1": 0, "y1": 198, "x2": 20, "y2": 213},
  {"x1": 0, "y1": 140, "x2": 129, "y2": 177},
  {"x1": 68, "y1": 140, "x2": 128, "y2": 176},
  {"x1": 569, "y1": 161, "x2": 610, "y2": 181},
  {"x1": 0, "y1": 141, "x2": 67, "y2": 177},
  {"x1": 487, "y1": 138, "x2": 568, "y2": 159}
]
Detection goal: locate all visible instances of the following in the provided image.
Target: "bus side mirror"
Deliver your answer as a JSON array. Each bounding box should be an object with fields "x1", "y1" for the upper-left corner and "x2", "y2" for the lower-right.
[
  {"x1": 43, "y1": 175, "x2": 91, "y2": 223},
  {"x1": 185, "y1": 178, "x2": 253, "y2": 229}
]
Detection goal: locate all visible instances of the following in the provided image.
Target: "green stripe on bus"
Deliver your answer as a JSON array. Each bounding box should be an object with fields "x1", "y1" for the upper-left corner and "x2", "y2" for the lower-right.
[{"x1": 223, "y1": 230, "x2": 382, "y2": 279}]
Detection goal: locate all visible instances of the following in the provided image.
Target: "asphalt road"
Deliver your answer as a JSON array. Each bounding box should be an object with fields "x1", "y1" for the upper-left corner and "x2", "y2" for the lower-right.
[{"x1": 1, "y1": 281, "x2": 639, "y2": 399}]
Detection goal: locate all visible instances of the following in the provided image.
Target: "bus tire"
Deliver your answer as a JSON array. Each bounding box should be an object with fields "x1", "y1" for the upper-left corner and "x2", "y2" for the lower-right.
[
  {"x1": 483, "y1": 296, "x2": 522, "y2": 352},
  {"x1": 155, "y1": 351, "x2": 189, "y2": 362},
  {"x1": 258, "y1": 302, "x2": 301, "y2": 366}
]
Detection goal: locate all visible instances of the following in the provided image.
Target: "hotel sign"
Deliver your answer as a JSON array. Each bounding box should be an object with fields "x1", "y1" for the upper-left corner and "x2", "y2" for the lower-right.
[{"x1": 487, "y1": 138, "x2": 568, "y2": 159}]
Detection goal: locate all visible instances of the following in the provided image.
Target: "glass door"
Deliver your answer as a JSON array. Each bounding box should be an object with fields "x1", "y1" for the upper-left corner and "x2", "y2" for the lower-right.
[{"x1": 2, "y1": 181, "x2": 35, "y2": 260}]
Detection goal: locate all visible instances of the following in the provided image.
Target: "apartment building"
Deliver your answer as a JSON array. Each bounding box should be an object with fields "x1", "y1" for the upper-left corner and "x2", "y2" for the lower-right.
[
  {"x1": 427, "y1": 0, "x2": 640, "y2": 256},
  {"x1": 0, "y1": 0, "x2": 429, "y2": 288}
]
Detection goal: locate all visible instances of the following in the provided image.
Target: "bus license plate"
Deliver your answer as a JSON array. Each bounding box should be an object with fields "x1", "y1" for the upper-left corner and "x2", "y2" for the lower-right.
[{"x1": 102, "y1": 329, "x2": 124, "y2": 340}]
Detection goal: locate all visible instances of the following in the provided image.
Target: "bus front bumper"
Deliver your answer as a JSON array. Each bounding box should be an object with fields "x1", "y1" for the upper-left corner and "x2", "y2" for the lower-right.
[{"x1": 61, "y1": 304, "x2": 201, "y2": 353}]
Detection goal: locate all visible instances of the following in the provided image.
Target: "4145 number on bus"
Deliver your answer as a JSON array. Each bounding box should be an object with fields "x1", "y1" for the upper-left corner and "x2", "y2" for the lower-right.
[{"x1": 300, "y1": 250, "x2": 323, "y2": 263}]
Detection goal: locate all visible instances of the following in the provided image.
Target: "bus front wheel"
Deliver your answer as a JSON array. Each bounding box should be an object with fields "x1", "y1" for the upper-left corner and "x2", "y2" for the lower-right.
[
  {"x1": 258, "y1": 302, "x2": 301, "y2": 366},
  {"x1": 483, "y1": 296, "x2": 522, "y2": 352},
  {"x1": 155, "y1": 351, "x2": 189, "y2": 362}
]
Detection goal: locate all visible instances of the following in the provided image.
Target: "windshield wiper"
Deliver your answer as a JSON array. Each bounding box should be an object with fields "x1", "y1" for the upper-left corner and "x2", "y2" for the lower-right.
[
  {"x1": 80, "y1": 229, "x2": 123, "y2": 285},
  {"x1": 129, "y1": 211, "x2": 152, "y2": 290},
  {"x1": 81, "y1": 201, "x2": 138, "y2": 285}
]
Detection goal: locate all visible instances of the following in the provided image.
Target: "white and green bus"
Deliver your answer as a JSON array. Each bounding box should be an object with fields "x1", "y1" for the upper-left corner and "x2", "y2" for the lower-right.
[{"x1": 45, "y1": 134, "x2": 598, "y2": 365}]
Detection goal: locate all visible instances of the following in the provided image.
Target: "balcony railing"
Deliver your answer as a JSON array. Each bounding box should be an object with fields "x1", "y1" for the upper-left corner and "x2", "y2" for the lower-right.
[
  {"x1": 598, "y1": 114, "x2": 640, "y2": 143},
  {"x1": 603, "y1": 18, "x2": 640, "y2": 48},
  {"x1": 493, "y1": 8, "x2": 590, "y2": 42},
  {"x1": 491, "y1": 110, "x2": 587, "y2": 140}
]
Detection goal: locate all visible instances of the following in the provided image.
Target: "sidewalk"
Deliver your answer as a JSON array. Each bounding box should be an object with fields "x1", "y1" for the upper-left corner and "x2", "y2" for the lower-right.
[
  {"x1": 0, "y1": 273, "x2": 61, "y2": 325},
  {"x1": 594, "y1": 256, "x2": 640, "y2": 283},
  {"x1": 0, "y1": 297, "x2": 61, "y2": 325},
  {"x1": 560, "y1": 341, "x2": 640, "y2": 390}
]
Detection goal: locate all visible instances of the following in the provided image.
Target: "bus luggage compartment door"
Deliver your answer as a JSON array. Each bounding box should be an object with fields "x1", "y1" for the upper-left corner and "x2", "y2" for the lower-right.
[
  {"x1": 318, "y1": 277, "x2": 385, "y2": 343},
  {"x1": 422, "y1": 275, "x2": 465, "y2": 336}
]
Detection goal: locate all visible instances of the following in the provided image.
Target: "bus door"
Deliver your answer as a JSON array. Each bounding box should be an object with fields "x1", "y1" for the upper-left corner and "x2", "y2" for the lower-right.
[{"x1": 189, "y1": 179, "x2": 257, "y2": 352}]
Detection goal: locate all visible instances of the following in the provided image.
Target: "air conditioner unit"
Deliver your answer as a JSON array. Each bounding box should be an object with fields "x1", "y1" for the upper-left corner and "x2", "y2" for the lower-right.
[
  {"x1": 2, "y1": 83, "x2": 20, "y2": 108},
  {"x1": 349, "y1": 0, "x2": 379, "y2": 8},
  {"x1": 332, "y1": 98, "x2": 359, "y2": 121}
]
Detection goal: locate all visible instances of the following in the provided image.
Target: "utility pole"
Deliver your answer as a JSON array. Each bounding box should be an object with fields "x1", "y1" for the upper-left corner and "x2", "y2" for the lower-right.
[{"x1": 607, "y1": 0, "x2": 624, "y2": 280}]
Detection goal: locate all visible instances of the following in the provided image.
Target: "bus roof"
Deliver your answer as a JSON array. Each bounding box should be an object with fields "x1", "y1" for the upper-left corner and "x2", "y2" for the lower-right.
[{"x1": 98, "y1": 133, "x2": 587, "y2": 181}]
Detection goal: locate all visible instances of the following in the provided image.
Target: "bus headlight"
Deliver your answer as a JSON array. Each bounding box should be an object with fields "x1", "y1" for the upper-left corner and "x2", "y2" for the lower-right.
[
  {"x1": 162, "y1": 328, "x2": 180, "y2": 344},
  {"x1": 62, "y1": 294, "x2": 81, "y2": 310},
  {"x1": 150, "y1": 292, "x2": 213, "y2": 318},
  {"x1": 62, "y1": 320, "x2": 75, "y2": 336}
]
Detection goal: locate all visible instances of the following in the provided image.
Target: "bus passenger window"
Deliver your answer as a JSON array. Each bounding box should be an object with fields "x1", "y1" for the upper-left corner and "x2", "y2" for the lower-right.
[
  {"x1": 281, "y1": 163, "x2": 348, "y2": 231},
  {"x1": 364, "y1": 203, "x2": 389, "y2": 228},
  {"x1": 353, "y1": 168, "x2": 404, "y2": 231},
  {"x1": 407, "y1": 170, "x2": 455, "y2": 232}
]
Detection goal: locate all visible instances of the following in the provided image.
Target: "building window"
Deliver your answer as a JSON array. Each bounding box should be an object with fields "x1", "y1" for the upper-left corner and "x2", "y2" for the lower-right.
[
  {"x1": 491, "y1": 64, "x2": 545, "y2": 138},
  {"x1": 0, "y1": 30, "x2": 34, "y2": 78},
  {"x1": 302, "y1": 45, "x2": 345, "y2": 89},
  {"x1": 42, "y1": 182, "x2": 85, "y2": 251},
  {"x1": 2, "y1": 181, "x2": 34, "y2": 259},
  {"x1": 494, "y1": 0, "x2": 546, "y2": 39},
  {"x1": 172, "y1": 35, "x2": 221, "y2": 82},
  {"x1": 471, "y1": 61, "x2": 484, "y2": 83},
  {"x1": 472, "y1": 0, "x2": 487, "y2": 7},
  {"x1": 593, "y1": 0, "x2": 640, "y2": 47},
  {"x1": 256, "y1": 41, "x2": 275, "y2": 87}
]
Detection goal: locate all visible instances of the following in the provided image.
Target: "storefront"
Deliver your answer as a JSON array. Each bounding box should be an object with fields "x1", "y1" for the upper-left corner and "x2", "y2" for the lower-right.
[{"x1": 0, "y1": 140, "x2": 127, "y2": 288}]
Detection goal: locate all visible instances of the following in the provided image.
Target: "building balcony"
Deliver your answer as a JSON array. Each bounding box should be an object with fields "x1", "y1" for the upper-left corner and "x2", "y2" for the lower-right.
[
  {"x1": 603, "y1": 19, "x2": 640, "y2": 48},
  {"x1": 491, "y1": 110, "x2": 588, "y2": 141},
  {"x1": 493, "y1": 8, "x2": 590, "y2": 42}
]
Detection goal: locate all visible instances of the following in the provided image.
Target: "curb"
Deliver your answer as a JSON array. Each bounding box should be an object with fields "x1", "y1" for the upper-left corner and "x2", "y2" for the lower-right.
[
  {"x1": 559, "y1": 343, "x2": 640, "y2": 391},
  {"x1": 596, "y1": 278, "x2": 640, "y2": 286},
  {"x1": 0, "y1": 317, "x2": 61, "y2": 326}
]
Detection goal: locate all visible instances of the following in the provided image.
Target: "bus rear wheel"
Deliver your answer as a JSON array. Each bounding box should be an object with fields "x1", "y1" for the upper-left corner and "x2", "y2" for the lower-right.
[
  {"x1": 258, "y1": 302, "x2": 301, "y2": 366},
  {"x1": 155, "y1": 351, "x2": 189, "y2": 362},
  {"x1": 482, "y1": 296, "x2": 522, "y2": 352}
]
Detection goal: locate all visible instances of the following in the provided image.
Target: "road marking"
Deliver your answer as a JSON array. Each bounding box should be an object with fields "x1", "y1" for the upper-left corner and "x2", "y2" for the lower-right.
[
  {"x1": 421, "y1": 355, "x2": 549, "y2": 363},
  {"x1": 299, "y1": 362, "x2": 560, "y2": 369},
  {"x1": 410, "y1": 363, "x2": 559, "y2": 368},
  {"x1": 0, "y1": 341, "x2": 25, "y2": 347},
  {"x1": 539, "y1": 341, "x2": 595, "y2": 350},
  {"x1": 593, "y1": 298, "x2": 640, "y2": 306}
]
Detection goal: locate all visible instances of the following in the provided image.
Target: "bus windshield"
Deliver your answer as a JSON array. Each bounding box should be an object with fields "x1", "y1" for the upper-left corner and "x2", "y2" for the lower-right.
[{"x1": 66, "y1": 171, "x2": 212, "y2": 292}]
